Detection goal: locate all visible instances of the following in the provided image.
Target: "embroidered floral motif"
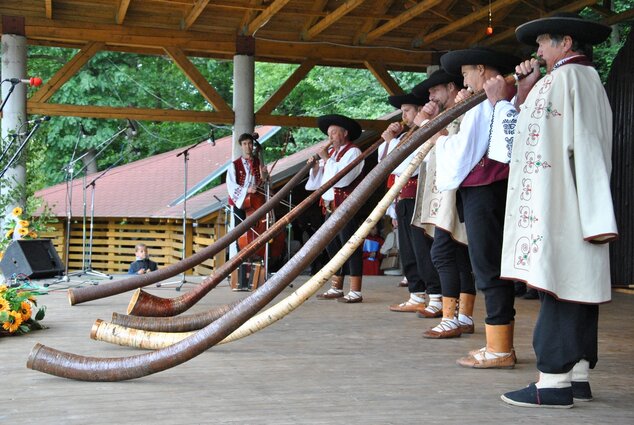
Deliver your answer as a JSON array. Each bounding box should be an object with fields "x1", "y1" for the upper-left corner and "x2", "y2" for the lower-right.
[
  {"x1": 514, "y1": 234, "x2": 544, "y2": 269},
  {"x1": 539, "y1": 75, "x2": 553, "y2": 94},
  {"x1": 531, "y1": 98, "x2": 546, "y2": 119},
  {"x1": 526, "y1": 123, "x2": 540, "y2": 146},
  {"x1": 520, "y1": 178, "x2": 532, "y2": 201},
  {"x1": 429, "y1": 198, "x2": 441, "y2": 217},
  {"x1": 431, "y1": 173, "x2": 439, "y2": 194},
  {"x1": 518, "y1": 205, "x2": 539, "y2": 228},
  {"x1": 545, "y1": 102, "x2": 562, "y2": 119},
  {"x1": 523, "y1": 152, "x2": 552, "y2": 174}
]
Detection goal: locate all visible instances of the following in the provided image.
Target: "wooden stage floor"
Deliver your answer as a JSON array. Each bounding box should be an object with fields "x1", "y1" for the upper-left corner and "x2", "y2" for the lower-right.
[{"x1": 1, "y1": 274, "x2": 633, "y2": 424}]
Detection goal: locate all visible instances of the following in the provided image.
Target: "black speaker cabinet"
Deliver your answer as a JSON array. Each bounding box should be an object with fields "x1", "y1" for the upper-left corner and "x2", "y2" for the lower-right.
[{"x1": 0, "y1": 239, "x2": 64, "y2": 279}]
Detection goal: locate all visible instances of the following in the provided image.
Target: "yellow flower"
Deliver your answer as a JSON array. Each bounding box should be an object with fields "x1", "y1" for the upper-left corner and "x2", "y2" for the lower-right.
[
  {"x1": 5, "y1": 229, "x2": 14, "y2": 238},
  {"x1": 11, "y1": 207, "x2": 22, "y2": 217},
  {"x1": 18, "y1": 227, "x2": 29, "y2": 236},
  {"x1": 0, "y1": 284, "x2": 7, "y2": 293},
  {"x1": 0, "y1": 297, "x2": 9, "y2": 312},
  {"x1": 20, "y1": 301, "x2": 32, "y2": 321},
  {"x1": 19, "y1": 220, "x2": 30, "y2": 228},
  {"x1": 2, "y1": 311, "x2": 23, "y2": 333},
  {"x1": 28, "y1": 231, "x2": 38, "y2": 239},
  {"x1": 0, "y1": 252, "x2": 3, "y2": 261}
]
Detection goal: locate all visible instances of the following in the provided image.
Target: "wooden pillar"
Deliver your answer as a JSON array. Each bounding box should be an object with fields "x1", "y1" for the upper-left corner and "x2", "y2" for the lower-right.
[
  {"x1": 1, "y1": 17, "x2": 28, "y2": 219},
  {"x1": 232, "y1": 35, "x2": 255, "y2": 160}
]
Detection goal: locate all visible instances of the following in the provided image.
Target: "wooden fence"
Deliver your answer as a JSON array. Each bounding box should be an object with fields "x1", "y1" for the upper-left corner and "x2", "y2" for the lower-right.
[{"x1": 39, "y1": 210, "x2": 228, "y2": 276}]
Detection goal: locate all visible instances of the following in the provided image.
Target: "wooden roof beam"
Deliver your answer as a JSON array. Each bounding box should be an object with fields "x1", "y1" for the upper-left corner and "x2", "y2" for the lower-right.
[
  {"x1": 246, "y1": 0, "x2": 292, "y2": 36},
  {"x1": 364, "y1": 0, "x2": 444, "y2": 44},
  {"x1": 115, "y1": 0, "x2": 131, "y2": 25},
  {"x1": 364, "y1": 61, "x2": 404, "y2": 96},
  {"x1": 415, "y1": 0, "x2": 520, "y2": 47},
  {"x1": 27, "y1": 102, "x2": 235, "y2": 124},
  {"x1": 256, "y1": 59, "x2": 317, "y2": 115},
  {"x1": 480, "y1": 0, "x2": 600, "y2": 46},
  {"x1": 44, "y1": 0, "x2": 52, "y2": 19},
  {"x1": 353, "y1": 0, "x2": 396, "y2": 45},
  {"x1": 240, "y1": 0, "x2": 264, "y2": 33},
  {"x1": 183, "y1": 0, "x2": 210, "y2": 30},
  {"x1": 164, "y1": 47, "x2": 232, "y2": 113},
  {"x1": 255, "y1": 113, "x2": 392, "y2": 132},
  {"x1": 601, "y1": 8, "x2": 634, "y2": 26},
  {"x1": 303, "y1": 0, "x2": 365, "y2": 41},
  {"x1": 30, "y1": 41, "x2": 104, "y2": 103},
  {"x1": 300, "y1": 0, "x2": 328, "y2": 36}
]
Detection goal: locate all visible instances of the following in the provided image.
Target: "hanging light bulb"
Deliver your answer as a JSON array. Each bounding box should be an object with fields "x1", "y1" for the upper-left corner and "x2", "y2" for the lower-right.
[{"x1": 486, "y1": 0, "x2": 494, "y2": 35}]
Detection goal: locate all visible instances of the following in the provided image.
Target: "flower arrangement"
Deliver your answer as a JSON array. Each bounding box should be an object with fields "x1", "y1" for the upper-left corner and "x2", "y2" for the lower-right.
[
  {"x1": 0, "y1": 284, "x2": 46, "y2": 336},
  {"x1": 1, "y1": 203, "x2": 56, "y2": 263}
]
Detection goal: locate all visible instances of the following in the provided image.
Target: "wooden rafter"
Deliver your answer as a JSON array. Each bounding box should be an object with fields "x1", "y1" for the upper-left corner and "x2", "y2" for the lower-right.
[
  {"x1": 353, "y1": 0, "x2": 395, "y2": 45},
  {"x1": 480, "y1": 0, "x2": 600, "y2": 46},
  {"x1": 164, "y1": 47, "x2": 232, "y2": 113},
  {"x1": 115, "y1": 0, "x2": 131, "y2": 25},
  {"x1": 303, "y1": 0, "x2": 365, "y2": 41},
  {"x1": 246, "y1": 0, "x2": 292, "y2": 36},
  {"x1": 30, "y1": 41, "x2": 104, "y2": 103},
  {"x1": 256, "y1": 59, "x2": 317, "y2": 115},
  {"x1": 601, "y1": 8, "x2": 634, "y2": 26},
  {"x1": 300, "y1": 0, "x2": 328, "y2": 36},
  {"x1": 27, "y1": 102, "x2": 234, "y2": 124},
  {"x1": 364, "y1": 61, "x2": 404, "y2": 96},
  {"x1": 240, "y1": 0, "x2": 264, "y2": 34},
  {"x1": 183, "y1": 0, "x2": 210, "y2": 30},
  {"x1": 415, "y1": 0, "x2": 520, "y2": 47},
  {"x1": 44, "y1": 0, "x2": 52, "y2": 19},
  {"x1": 254, "y1": 113, "x2": 392, "y2": 132},
  {"x1": 364, "y1": 0, "x2": 444, "y2": 44}
]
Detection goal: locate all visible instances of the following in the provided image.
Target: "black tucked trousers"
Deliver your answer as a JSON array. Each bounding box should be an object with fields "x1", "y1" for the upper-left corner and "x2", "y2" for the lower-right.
[
  {"x1": 534, "y1": 291, "x2": 599, "y2": 374},
  {"x1": 325, "y1": 212, "x2": 363, "y2": 277},
  {"x1": 430, "y1": 227, "x2": 475, "y2": 298},
  {"x1": 395, "y1": 198, "x2": 440, "y2": 295},
  {"x1": 459, "y1": 180, "x2": 515, "y2": 325}
]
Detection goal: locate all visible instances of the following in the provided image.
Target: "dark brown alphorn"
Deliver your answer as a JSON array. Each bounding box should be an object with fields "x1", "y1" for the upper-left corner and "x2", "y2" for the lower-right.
[
  {"x1": 126, "y1": 137, "x2": 384, "y2": 317},
  {"x1": 27, "y1": 88, "x2": 489, "y2": 381},
  {"x1": 67, "y1": 160, "x2": 312, "y2": 306}
]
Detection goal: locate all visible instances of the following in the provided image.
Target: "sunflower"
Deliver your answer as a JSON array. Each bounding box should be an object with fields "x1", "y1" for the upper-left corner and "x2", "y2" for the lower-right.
[
  {"x1": 18, "y1": 227, "x2": 29, "y2": 236},
  {"x1": 2, "y1": 311, "x2": 23, "y2": 333},
  {"x1": 28, "y1": 231, "x2": 38, "y2": 238},
  {"x1": 0, "y1": 252, "x2": 3, "y2": 261},
  {"x1": 11, "y1": 207, "x2": 22, "y2": 217},
  {"x1": 5, "y1": 229, "x2": 14, "y2": 238},
  {"x1": 19, "y1": 220, "x2": 30, "y2": 228},
  {"x1": 0, "y1": 284, "x2": 7, "y2": 293},
  {"x1": 0, "y1": 297, "x2": 9, "y2": 312},
  {"x1": 20, "y1": 301, "x2": 32, "y2": 321}
]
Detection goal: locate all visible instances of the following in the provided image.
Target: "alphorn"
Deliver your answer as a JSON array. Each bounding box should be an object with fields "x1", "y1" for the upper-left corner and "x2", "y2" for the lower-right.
[
  {"x1": 93, "y1": 137, "x2": 431, "y2": 349},
  {"x1": 68, "y1": 161, "x2": 312, "y2": 306},
  {"x1": 126, "y1": 136, "x2": 384, "y2": 317},
  {"x1": 27, "y1": 85, "x2": 492, "y2": 381}
]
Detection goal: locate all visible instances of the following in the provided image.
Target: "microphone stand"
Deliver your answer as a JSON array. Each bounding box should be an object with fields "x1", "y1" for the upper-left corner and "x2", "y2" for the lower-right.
[
  {"x1": 0, "y1": 80, "x2": 19, "y2": 113},
  {"x1": 158, "y1": 137, "x2": 208, "y2": 291},
  {"x1": 0, "y1": 121, "x2": 45, "y2": 179}
]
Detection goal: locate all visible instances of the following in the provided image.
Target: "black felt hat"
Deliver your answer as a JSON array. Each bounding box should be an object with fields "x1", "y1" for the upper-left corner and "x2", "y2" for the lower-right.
[
  {"x1": 440, "y1": 47, "x2": 520, "y2": 77},
  {"x1": 411, "y1": 69, "x2": 464, "y2": 98},
  {"x1": 388, "y1": 91, "x2": 428, "y2": 109},
  {"x1": 317, "y1": 114, "x2": 362, "y2": 141},
  {"x1": 516, "y1": 12, "x2": 611, "y2": 46}
]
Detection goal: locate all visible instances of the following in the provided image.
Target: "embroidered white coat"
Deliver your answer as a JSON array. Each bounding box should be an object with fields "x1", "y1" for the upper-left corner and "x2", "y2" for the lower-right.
[{"x1": 491, "y1": 64, "x2": 617, "y2": 304}]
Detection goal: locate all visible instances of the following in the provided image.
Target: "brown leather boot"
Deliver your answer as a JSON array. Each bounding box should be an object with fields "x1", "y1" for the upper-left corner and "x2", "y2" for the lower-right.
[
  {"x1": 316, "y1": 275, "x2": 344, "y2": 299},
  {"x1": 422, "y1": 297, "x2": 461, "y2": 339},
  {"x1": 338, "y1": 276, "x2": 363, "y2": 303},
  {"x1": 458, "y1": 293, "x2": 476, "y2": 334},
  {"x1": 456, "y1": 324, "x2": 516, "y2": 369}
]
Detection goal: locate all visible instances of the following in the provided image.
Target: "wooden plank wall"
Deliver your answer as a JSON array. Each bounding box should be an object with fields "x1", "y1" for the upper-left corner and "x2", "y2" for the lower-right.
[{"x1": 39, "y1": 211, "x2": 228, "y2": 276}]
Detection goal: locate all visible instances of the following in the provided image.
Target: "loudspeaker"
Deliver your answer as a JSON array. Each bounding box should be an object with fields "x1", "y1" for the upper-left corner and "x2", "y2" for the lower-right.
[{"x1": 0, "y1": 239, "x2": 64, "y2": 279}]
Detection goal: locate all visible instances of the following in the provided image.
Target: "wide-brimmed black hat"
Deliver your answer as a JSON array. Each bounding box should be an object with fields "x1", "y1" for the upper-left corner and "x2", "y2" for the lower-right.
[
  {"x1": 516, "y1": 12, "x2": 611, "y2": 46},
  {"x1": 317, "y1": 114, "x2": 362, "y2": 141},
  {"x1": 440, "y1": 47, "x2": 520, "y2": 77},
  {"x1": 388, "y1": 91, "x2": 428, "y2": 109},
  {"x1": 412, "y1": 69, "x2": 464, "y2": 98}
]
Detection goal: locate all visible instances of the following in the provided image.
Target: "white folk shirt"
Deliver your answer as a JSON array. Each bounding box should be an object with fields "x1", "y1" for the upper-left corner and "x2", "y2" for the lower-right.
[
  {"x1": 226, "y1": 157, "x2": 257, "y2": 209},
  {"x1": 305, "y1": 143, "x2": 364, "y2": 202},
  {"x1": 490, "y1": 62, "x2": 618, "y2": 304}
]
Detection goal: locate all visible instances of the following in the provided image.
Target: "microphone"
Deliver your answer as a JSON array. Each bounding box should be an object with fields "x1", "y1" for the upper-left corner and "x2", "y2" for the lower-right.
[
  {"x1": 287, "y1": 131, "x2": 296, "y2": 146},
  {"x1": 26, "y1": 116, "x2": 51, "y2": 125},
  {"x1": 9, "y1": 77, "x2": 43, "y2": 87},
  {"x1": 126, "y1": 119, "x2": 138, "y2": 137},
  {"x1": 208, "y1": 128, "x2": 216, "y2": 146},
  {"x1": 79, "y1": 123, "x2": 88, "y2": 137}
]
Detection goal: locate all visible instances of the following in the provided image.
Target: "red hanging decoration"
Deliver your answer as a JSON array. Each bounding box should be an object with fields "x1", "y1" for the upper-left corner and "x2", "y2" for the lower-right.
[{"x1": 486, "y1": 0, "x2": 494, "y2": 36}]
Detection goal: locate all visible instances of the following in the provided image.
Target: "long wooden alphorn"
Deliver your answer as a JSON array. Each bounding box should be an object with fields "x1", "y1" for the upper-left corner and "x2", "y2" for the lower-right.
[{"x1": 27, "y1": 86, "x2": 492, "y2": 381}]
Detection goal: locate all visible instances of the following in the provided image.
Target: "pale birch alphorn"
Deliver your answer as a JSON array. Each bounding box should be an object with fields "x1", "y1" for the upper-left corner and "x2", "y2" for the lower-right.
[
  {"x1": 92, "y1": 139, "x2": 431, "y2": 349},
  {"x1": 27, "y1": 87, "x2": 490, "y2": 381},
  {"x1": 125, "y1": 136, "x2": 384, "y2": 317}
]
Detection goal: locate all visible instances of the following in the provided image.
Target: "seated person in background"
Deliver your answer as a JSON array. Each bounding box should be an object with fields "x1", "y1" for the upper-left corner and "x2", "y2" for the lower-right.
[
  {"x1": 128, "y1": 243, "x2": 158, "y2": 275},
  {"x1": 362, "y1": 226, "x2": 384, "y2": 276}
]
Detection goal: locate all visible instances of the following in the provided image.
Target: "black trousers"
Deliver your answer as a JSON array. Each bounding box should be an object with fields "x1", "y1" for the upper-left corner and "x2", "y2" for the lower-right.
[
  {"x1": 325, "y1": 212, "x2": 363, "y2": 277},
  {"x1": 459, "y1": 180, "x2": 515, "y2": 325},
  {"x1": 395, "y1": 198, "x2": 440, "y2": 295},
  {"x1": 430, "y1": 227, "x2": 475, "y2": 298},
  {"x1": 534, "y1": 291, "x2": 599, "y2": 373}
]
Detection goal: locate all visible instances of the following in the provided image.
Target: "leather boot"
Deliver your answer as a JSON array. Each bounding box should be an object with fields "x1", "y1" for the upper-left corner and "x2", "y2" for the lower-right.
[
  {"x1": 457, "y1": 324, "x2": 516, "y2": 369},
  {"x1": 422, "y1": 297, "x2": 461, "y2": 339},
  {"x1": 458, "y1": 293, "x2": 476, "y2": 334},
  {"x1": 338, "y1": 276, "x2": 363, "y2": 303},
  {"x1": 316, "y1": 275, "x2": 344, "y2": 299}
]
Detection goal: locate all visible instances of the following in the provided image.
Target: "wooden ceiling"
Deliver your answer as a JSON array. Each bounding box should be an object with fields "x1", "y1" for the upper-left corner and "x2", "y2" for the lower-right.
[{"x1": 1, "y1": 1, "x2": 632, "y2": 126}]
